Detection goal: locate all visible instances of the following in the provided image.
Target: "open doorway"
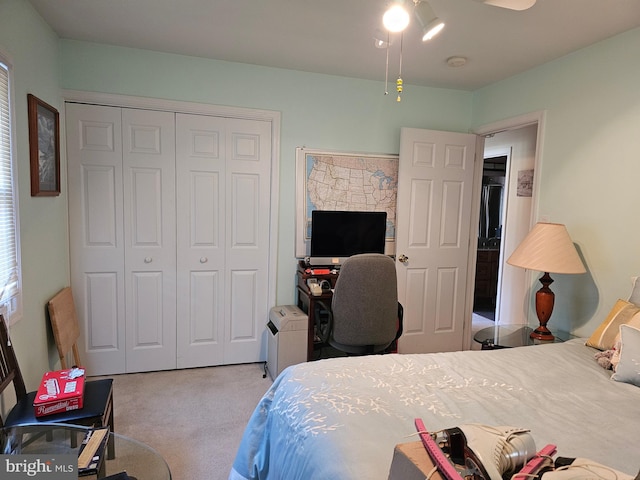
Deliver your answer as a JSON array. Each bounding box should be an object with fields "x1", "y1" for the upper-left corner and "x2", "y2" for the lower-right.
[
  {"x1": 471, "y1": 120, "x2": 540, "y2": 342},
  {"x1": 473, "y1": 154, "x2": 507, "y2": 321}
]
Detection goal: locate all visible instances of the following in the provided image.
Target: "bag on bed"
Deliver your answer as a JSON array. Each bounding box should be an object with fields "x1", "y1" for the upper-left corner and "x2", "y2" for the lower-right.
[
  {"x1": 435, "y1": 424, "x2": 537, "y2": 480},
  {"x1": 541, "y1": 458, "x2": 638, "y2": 480}
]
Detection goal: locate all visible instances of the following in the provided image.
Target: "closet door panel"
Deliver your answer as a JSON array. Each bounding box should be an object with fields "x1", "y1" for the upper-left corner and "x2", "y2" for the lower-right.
[
  {"x1": 85, "y1": 273, "x2": 119, "y2": 355},
  {"x1": 229, "y1": 269, "x2": 258, "y2": 339},
  {"x1": 123, "y1": 109, "x2": 177, "y2": 373},
  {"x1": 176, "y1": 114, "x2": 226, "y2": 368},
  {"x1": 66, "y1": 103, "x2": 126, "y2": 375},
  {"x1": 224, "y1": 118, "x2": 271, "y2": 364}
]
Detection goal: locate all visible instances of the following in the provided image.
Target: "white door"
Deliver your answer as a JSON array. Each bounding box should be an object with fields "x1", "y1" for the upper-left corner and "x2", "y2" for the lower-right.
[
  {"x1": 395, "y1": 127, "x2": 479, "y2": 353},
  {"x1": 68, "y1": 102, "x2": 273, "y2": 373},
  {"x1": 175, "y1": 113, "x2": 226, "y2": 368},
  {"x1": 122, "y1": 109, "x2": 177, "y2": 373},
  {"x1": 67, "y1": 103, "x2": 126, "y2": 375},
  {"x1": 223, "y1": 118, "x2": 272, "y2": 364},
  {"x1": 175, "y1": 114, "x2": 272, "y2": 367}
]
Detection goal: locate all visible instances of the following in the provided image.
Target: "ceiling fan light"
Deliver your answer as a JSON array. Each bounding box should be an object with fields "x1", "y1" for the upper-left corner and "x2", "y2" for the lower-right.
[
  {"x1": 415, "y1": 1, "x2": 444, "y2": 41},
  {"x1": 422, "y1": 19, "x2": 444, "y2": 41},
  {"x1": 373, "y1": 29, "x2": 392, "y2": 48},
  {"x1": 383, "y1": 4, "x2": 411, "y2": 33}
]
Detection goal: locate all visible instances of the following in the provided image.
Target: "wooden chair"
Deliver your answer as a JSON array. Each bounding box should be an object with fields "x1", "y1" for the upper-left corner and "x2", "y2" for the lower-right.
[
  {"x1": 47, "y1": 286, "x2": 85, "y2": 369},
  {"x1": 0, "y1": 300, "x2": 114, "y2": 457}
]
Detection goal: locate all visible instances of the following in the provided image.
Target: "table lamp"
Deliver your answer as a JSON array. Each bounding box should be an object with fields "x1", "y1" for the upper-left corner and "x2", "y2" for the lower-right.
[{"x1": 506, "y1": 222, "x2": 586, "y2": 340}]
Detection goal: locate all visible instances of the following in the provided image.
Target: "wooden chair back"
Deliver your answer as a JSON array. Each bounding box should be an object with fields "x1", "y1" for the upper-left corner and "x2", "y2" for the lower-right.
[
  {"x1": 47, "y1": 287, "x2": 82, "y2": 369},
  {"x1": 0, "y1": 314, "x2": 27, "y2": 426}
]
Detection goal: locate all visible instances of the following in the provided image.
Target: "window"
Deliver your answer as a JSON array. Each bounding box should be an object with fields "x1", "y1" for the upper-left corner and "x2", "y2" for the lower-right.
[{"x1": 0, "y1": 54, "x2": 22, "y2": 324}]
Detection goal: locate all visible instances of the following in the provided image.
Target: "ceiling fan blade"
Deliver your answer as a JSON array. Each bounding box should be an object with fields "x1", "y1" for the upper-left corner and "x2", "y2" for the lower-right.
[{"x1": 475, "y1": 0, "x2": 536, "y2": 11}]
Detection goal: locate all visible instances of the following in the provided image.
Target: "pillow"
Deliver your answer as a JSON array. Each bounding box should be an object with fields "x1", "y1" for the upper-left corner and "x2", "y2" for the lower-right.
[
  {"x1": 611, "y1": 324, "x2": 640, "y2": 387},
  {"x1": 628, "y1": 276, "x2": 640, "y2": 305},
  {"x1": 585, "y1": 299, "x2": 640, "y2": 351}
]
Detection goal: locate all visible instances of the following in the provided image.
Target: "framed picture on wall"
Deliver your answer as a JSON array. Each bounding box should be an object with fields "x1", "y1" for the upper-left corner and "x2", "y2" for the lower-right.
[{"x1": 28, "y1": 93, "x2": 60, "y2": 196}]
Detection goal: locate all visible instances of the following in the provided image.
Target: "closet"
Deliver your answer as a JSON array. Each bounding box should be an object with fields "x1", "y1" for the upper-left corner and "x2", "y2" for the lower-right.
[{"x1": 66, "y1": 102, "x2": 274, "y2": 375}]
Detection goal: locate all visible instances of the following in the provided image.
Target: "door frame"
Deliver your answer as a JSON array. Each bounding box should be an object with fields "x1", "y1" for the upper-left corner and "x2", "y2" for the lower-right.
[
  {"x1": 61, "y1": 89, "x2": 281, "y2": 353},
  {"x1": 469, "y1": 110, "x2": 546, "y2": 346}
]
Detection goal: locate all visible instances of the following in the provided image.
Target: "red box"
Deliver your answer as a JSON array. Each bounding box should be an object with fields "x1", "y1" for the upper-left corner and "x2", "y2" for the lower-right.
[{"x1": 33, "y1": 368, "x2": 85, "y2": 417}]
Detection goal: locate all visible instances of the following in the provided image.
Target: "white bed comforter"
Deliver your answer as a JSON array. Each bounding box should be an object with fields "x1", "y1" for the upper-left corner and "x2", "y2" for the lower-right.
[{"x1": 229, "y1": 340, "x2": 640, "y2": 480}]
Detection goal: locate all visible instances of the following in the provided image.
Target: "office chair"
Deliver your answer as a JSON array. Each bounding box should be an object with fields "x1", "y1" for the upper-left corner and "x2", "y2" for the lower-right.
[
  {"x1": 0, "y1": 290, "x2": 115, "y2": 456},
  {"x1": 315, "y1": 253, "x2": 403, "y2": 355}
]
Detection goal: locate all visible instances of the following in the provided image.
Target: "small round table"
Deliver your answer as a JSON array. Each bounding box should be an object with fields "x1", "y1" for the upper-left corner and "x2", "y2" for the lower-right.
[
  {"x1": 0, "y1": 423, "x2": 171, "y2": 479},
  {"x1": 473, "y1": 324, "x2": 573, "y2": 349}
]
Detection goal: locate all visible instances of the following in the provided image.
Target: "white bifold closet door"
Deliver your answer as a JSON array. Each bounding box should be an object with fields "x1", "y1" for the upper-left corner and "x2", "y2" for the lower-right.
[
  {"x1": 66, "y1": 103, "x2": 271, "y2": 375},
  {"x1": 175, "y1": 113, "x2": 272, "y2": 368}
]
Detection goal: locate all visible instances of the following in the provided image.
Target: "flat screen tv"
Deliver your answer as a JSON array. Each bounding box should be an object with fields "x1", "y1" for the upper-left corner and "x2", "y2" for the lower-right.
[{"x1": 309, "y1": 210, "x2": 387, "y2": 266}]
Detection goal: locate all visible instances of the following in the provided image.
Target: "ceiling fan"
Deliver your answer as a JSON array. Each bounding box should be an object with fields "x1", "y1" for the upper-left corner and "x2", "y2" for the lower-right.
[
  {"x1": 474, "y1": 0, "x2": 536, "y2": 11},
  {"x1": 377, "y1": 0, "x2": 535, "y2": 101}
]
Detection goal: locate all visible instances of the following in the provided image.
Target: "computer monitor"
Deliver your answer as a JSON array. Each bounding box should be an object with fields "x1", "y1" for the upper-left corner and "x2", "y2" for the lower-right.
[{"x1": 309, "y1": 210, "x2": 387, "y2": 266}]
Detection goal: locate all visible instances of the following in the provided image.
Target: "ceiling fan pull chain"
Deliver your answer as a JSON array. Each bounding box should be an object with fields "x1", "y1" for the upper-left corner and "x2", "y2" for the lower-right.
[
  {"x1": 397, "y1": 32, "x2": 404, "y2": 102},
  {"x1": 384, "y1": 31, "x2": 390, "y2": 95}
]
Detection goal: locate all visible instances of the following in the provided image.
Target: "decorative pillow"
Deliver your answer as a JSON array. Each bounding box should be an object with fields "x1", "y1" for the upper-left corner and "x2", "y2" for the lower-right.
[
  {"x1": 611, "y1": 324, "x2": 640, "y2": 387},
  {"x1": 628, "y1": 276, "x2": 640, "y2": 305},
  {"x1": 586, "y1": 299, "x2": 640, "y2": 351}
]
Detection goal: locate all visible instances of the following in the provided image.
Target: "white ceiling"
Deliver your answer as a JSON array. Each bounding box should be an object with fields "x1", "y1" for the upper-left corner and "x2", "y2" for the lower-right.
[{"x1": 28, "y1": 0, "x2": 640, "y2": 91}]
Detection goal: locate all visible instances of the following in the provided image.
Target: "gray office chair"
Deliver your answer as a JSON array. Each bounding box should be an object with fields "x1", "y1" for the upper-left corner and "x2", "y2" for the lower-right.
[{"x1": 316, "y1": 253, "x2": 403, "y2": 355}]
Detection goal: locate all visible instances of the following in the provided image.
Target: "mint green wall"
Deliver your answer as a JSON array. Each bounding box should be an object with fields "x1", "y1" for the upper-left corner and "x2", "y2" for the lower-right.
[
  {"x1": 0, "y1": 0, "x2": 69, "y2": 391},
  {"x1": 472, "y1": 27, "x2": 640, "y2": 336},
  {"x1": 59, "y1": 39, "x2": 473, "y2": 309}
]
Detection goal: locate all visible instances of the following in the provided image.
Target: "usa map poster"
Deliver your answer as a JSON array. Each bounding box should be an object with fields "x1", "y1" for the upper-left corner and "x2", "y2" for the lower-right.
[{"x1": 295, "y1": 148, "x2": 398, "y2": 257}]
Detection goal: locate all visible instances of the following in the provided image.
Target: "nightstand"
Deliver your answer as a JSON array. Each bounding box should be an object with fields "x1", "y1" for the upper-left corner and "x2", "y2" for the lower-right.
[{"x1": 473, "y1": 325, "x2": 573, "y2": 350}]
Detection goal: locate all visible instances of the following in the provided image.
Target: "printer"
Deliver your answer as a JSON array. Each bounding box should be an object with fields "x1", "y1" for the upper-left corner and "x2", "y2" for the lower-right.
[{"x1": 266, "y1": 305, "x2": 308, "y2": 381}]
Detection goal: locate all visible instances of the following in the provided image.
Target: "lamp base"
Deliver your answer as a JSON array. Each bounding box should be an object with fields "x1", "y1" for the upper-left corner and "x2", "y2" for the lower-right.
[
  {"x1": 532, "y1": 272, "x2": 556, "y2": 341},
  {"x1": 529, "y1": 325, "x2": 555, "y2": 341}
]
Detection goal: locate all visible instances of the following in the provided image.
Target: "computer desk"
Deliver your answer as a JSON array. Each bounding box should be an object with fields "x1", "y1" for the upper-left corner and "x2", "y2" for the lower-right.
[{"x1": 296, "y1": 261, "x2": 339, "y2": 360}]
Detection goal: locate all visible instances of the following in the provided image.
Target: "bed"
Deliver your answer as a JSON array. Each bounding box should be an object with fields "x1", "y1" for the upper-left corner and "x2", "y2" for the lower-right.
[{"x1": 229, "y1": 335, "x2": 640, "y2": 480}]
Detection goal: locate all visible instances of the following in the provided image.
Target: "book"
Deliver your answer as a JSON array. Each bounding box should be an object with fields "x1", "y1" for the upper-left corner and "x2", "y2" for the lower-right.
[{"x1": 77, "y1": 426, "x2": 110, "y2": 476}]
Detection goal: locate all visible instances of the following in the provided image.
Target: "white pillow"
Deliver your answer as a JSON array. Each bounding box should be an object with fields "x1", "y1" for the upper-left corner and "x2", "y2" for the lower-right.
[
  {"x1": 628, "y1": 276, "x2": 640, "y2": 305},
  {"x1": 611, "y1": 324, "x2": 640, "y2": 387}
]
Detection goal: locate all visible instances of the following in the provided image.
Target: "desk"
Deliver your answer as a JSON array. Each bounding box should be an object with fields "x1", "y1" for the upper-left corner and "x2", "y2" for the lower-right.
[
  {"x1": 296, "y1": 286, "x2": 332, "y2": 361},
  {"x1": 1, "y1": 424, "x2": 171, "y2": 479},
  {"x1": 296, "y1": 262, "x2": 339, "y2": 360}
]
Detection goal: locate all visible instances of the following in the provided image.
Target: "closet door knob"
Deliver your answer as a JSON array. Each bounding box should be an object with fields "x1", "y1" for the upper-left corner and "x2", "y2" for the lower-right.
[
  {"x1": 200, "y1": 257, "x2": 208, "y2": 263},
  {"x1": 398, "y1": 254, "x2": 409, "y2": 264},
  {"x1": 144, "y1": 257, "x2": 153, "y2": 263}
]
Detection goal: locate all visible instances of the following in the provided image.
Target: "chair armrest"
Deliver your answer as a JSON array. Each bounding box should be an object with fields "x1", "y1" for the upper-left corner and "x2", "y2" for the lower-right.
[{"x1": 394, "y1": 302, "x2": 404, "y2": 342}]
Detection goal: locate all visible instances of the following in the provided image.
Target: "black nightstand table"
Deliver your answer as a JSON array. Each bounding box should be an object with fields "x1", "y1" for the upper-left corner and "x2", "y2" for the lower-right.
[{"x1": 474, "y1": 325, "x2": 574, "y2": 350}]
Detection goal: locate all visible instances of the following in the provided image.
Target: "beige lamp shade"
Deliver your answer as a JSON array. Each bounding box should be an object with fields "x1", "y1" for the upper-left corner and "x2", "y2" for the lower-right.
[{"x1": 507, "y1": 222, "x2": 586, "y2": 274}]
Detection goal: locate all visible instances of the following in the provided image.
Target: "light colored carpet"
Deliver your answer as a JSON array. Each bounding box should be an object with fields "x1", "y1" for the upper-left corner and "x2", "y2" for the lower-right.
[{"x1": 106, "y1": 362, "x2": 272, "y2": 480}]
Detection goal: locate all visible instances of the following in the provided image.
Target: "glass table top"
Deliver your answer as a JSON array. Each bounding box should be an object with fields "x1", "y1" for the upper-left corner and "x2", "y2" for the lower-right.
[
  {"x1": 0, "y1": 423, "x2": 171, "y2": 480},
  {"x1": 473, "y1": 324, "x2": 574, "y2": 348}
]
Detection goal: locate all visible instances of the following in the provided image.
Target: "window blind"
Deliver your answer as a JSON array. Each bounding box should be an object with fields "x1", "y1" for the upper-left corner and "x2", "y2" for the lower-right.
[{"x1": 0, "y1": 61, "x2": 19, "y2": 306}]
